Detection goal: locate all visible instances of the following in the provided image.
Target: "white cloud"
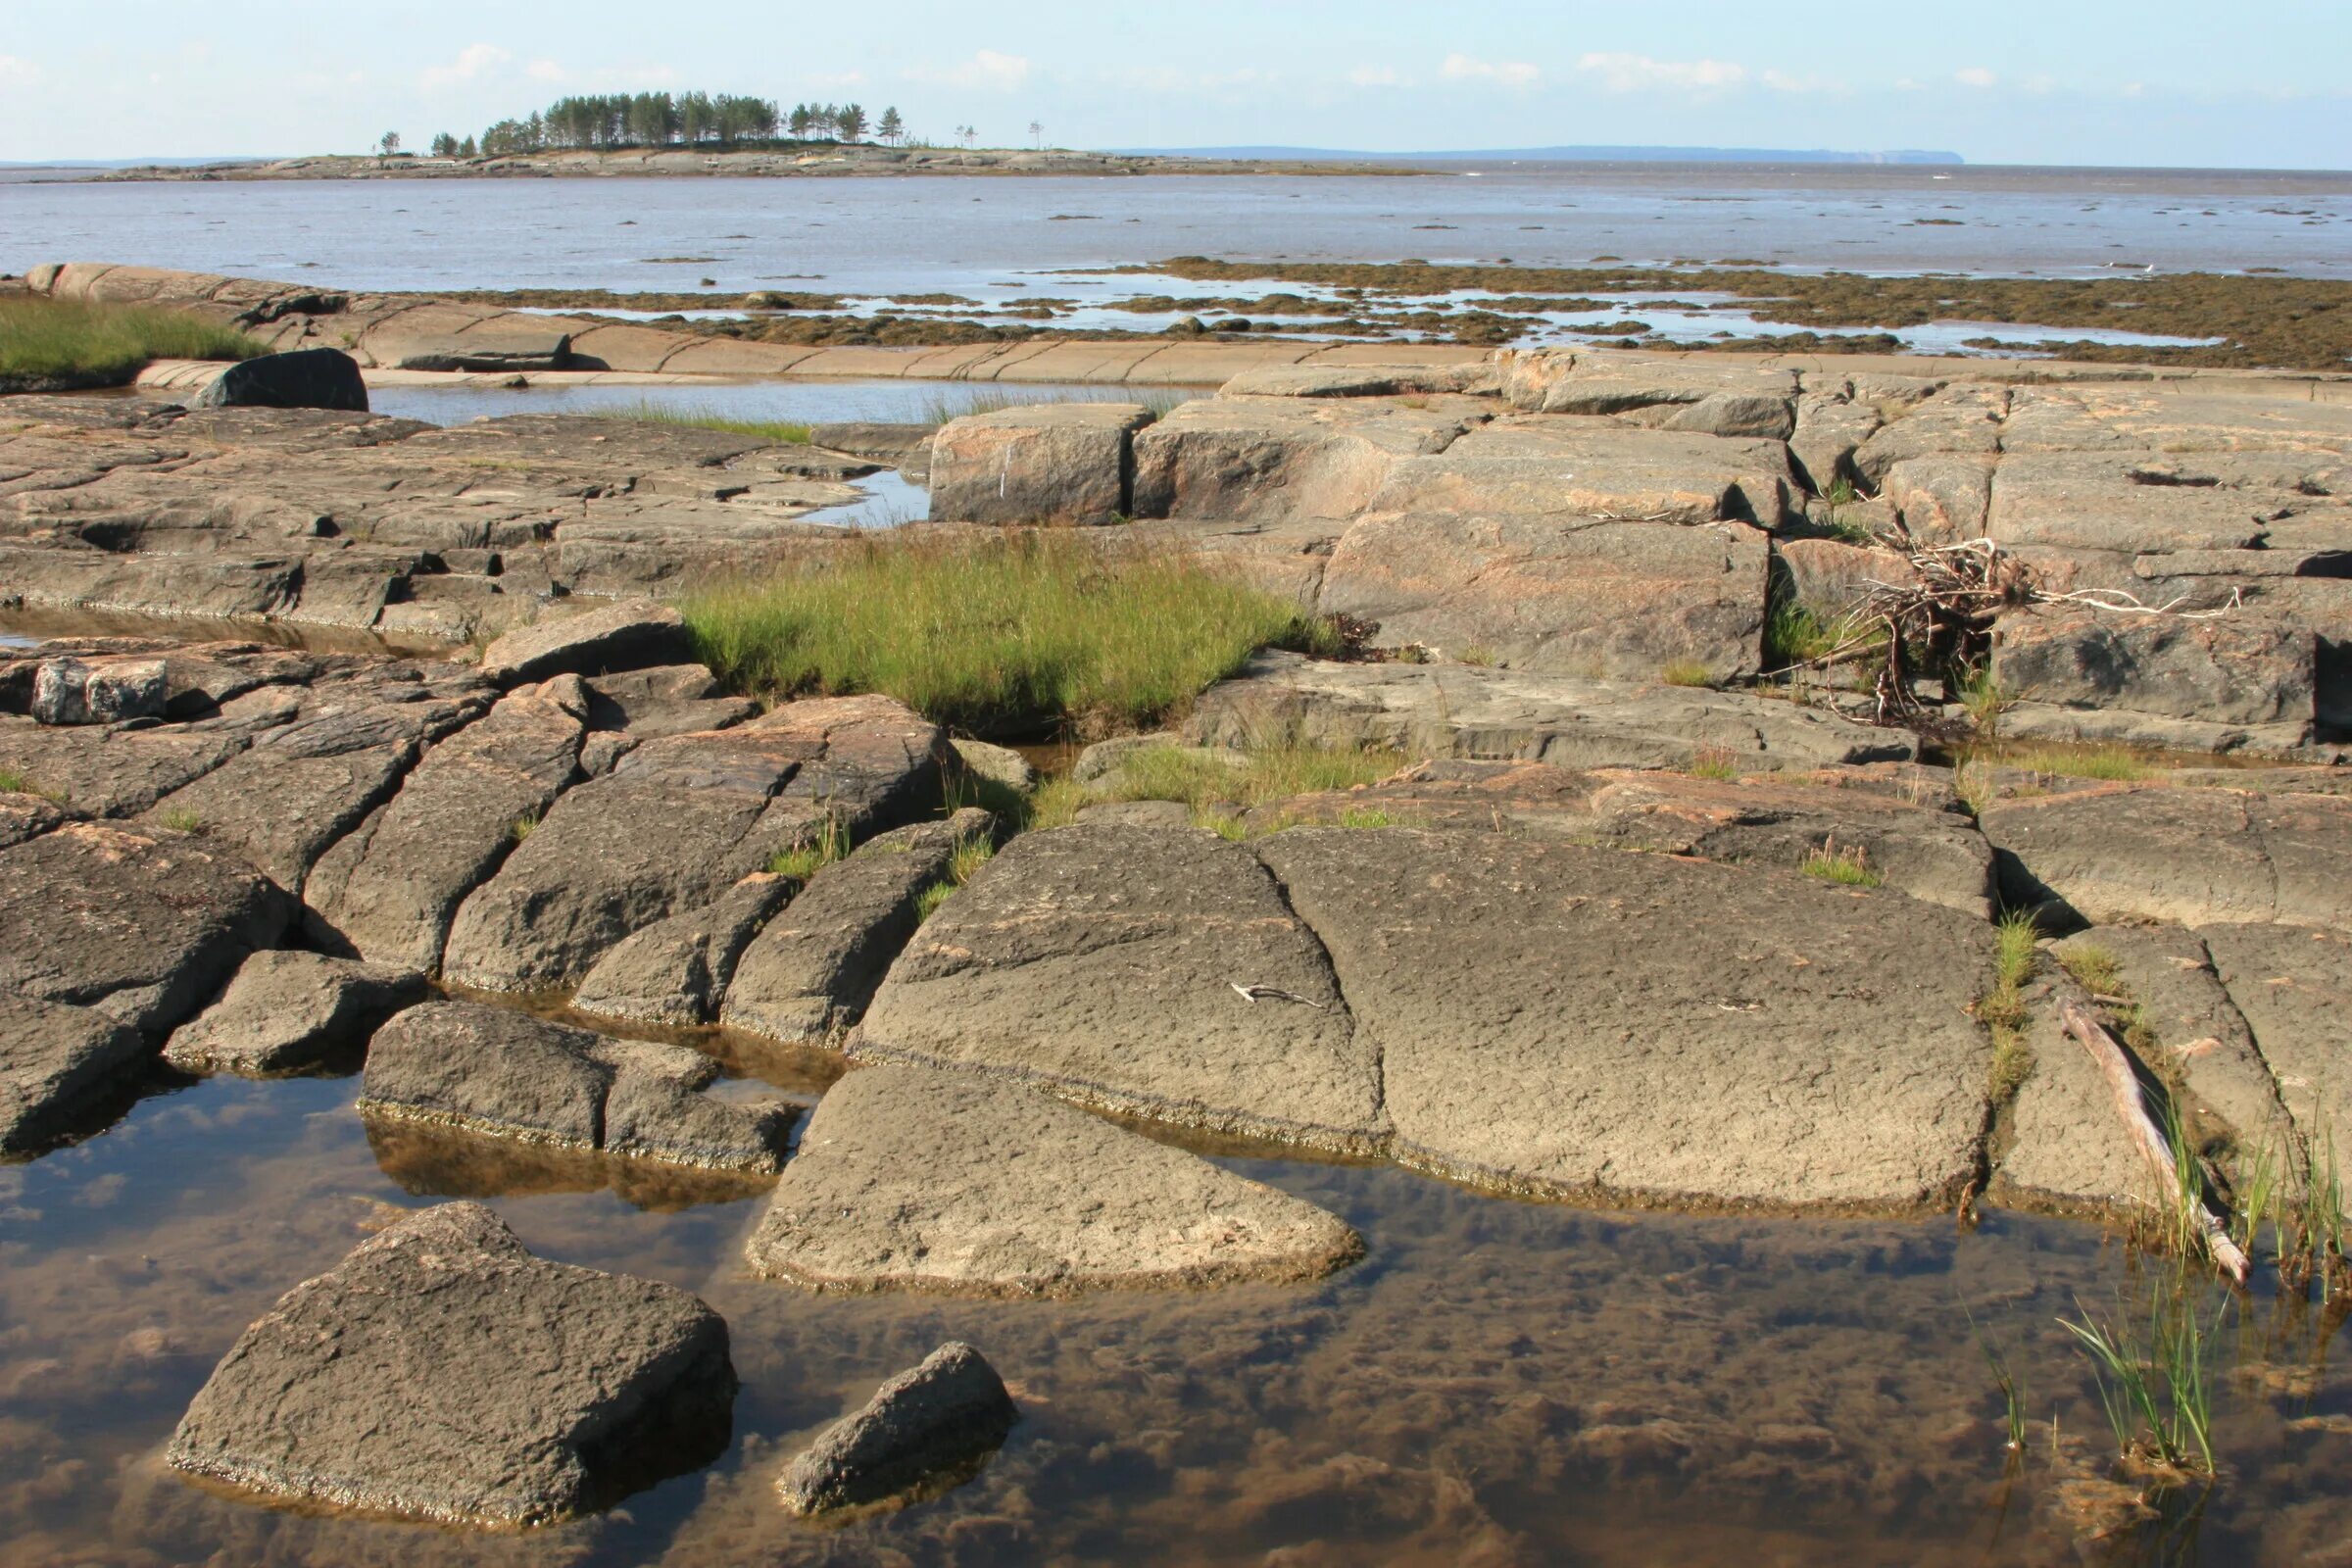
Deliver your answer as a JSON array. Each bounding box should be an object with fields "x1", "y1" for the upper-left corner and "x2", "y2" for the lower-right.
[
  {"x1": 0, "y1": 55, "x2": 43, "y2": 87},
  {"x1": 1441, "y1": 53, "x2": 1541, "y2": 89},
  {"x1": 525, "y1": 59, "x2": 566, "y2": 83},
  {"x1": 1955, "y1": 67, "x2": 1998, "y2": 88},
  {"x1": 420, "y1": 43, "x2": 512, "y2": 92},
  {"x1": 908, "y1": 50, "x2": 1032, "y2": 91},
  {"x1": 1348, "y1": 65, "x2": 1405, "y2": 88},
  {"x1": 1576, "y1": 52, "x2": 1746, "y2": 94}
]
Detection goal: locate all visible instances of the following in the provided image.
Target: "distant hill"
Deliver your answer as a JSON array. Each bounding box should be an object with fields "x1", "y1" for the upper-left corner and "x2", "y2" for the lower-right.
[{"x1": 1110, "y1": 145, "x2": 1966, "y2": 166}]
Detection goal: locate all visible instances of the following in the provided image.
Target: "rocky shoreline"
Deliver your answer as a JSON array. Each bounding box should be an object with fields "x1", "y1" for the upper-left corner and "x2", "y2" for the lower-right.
[
  {"x1": 75, "y1": 146, "x2": 1423, "y2": 183},
  {"x1": 3, "y1": 260, "x2": 2350, "y2": 1555}
]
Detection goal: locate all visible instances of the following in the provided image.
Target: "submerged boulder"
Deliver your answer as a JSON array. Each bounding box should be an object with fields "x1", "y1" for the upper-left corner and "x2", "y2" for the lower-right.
[
  {"x1": 167, "y1": 1201, "x2": 735, "y2": 1528},
  {"x1": 776, "y1": 1342, "x2": 1018, "y2": 1517}
]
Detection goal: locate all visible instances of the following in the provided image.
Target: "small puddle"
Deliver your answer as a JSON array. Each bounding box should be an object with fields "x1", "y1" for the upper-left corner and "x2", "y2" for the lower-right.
[{"x1": 800, "y1": 466, "x2": 930, "y2": 529}]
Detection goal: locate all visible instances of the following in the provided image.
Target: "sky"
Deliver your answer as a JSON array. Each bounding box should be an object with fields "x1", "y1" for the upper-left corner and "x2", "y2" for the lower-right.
[{"x1": 2, "y1": 1, "x2": 2347, "y2": 170}]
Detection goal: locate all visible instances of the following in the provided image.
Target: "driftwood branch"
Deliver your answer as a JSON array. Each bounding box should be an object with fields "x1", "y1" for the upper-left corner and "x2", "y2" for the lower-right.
[{"x1": 2059, "y1": 1000, "x2": 2250, "y2": 1283}]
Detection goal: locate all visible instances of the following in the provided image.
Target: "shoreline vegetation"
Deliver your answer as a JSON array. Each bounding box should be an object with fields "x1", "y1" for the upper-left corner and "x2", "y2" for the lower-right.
[{"x1": 0, "y1": 297, "x2": 261, "y2": 393}]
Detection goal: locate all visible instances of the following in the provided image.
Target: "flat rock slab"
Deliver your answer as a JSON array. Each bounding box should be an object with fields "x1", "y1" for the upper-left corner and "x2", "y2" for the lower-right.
[
  {"x1": 1130, "y1": 394, "x2": 1483, "y2": 521},
  {"x1": 304, "y1": 680, "x2": 588, "y2": 971},
  {"x1": 441, "y1": 696, "x2": 943, "y2": 992},
  {"x1": 1317, "y1": 512, "x2": 1771, "y2": 681},
  {"x1": 362, "y1": 1000, "x2": 791, "y2": 1173},
  {"x1": 2197, "y1": 921, "x2": 2352, "y2": 1200},
  {"x1": 929, "y1": 403, "x2": 1152, "y2": 525},
  {"x1": 746, "y1": 1063, "x2": 1362, "y2": 1294},
  {"x1": 1252, "y1": 759, "x2": 1995, "y2": 918},
  {"x1": 478, "y1": 600, "x2": 688, "y2": 685},
  {"x1": 1364, "y1": 416, "x2": 1793, "y2": 527},
  {"x1": 571, "y1": 873, "x2": 795, "y2": 1028},
  {"x1": 719, "y1": 811, "x2": 990, "y2": 1046},
  {"x1": 0, "y1": 820, "x2": 288, "y2": 1033},
  {"x1": 162, "y1": 950, "x2": 427, "y2": 1077},
  {"x1": 0, "y1": 993, "x2": 150, "y2": 1154},
  {"x1": 1983, "y1": 783, "x2": 2352, "y2": 929},
  {"x1": 854, "y1": 823, "x2": 1384, "y2": 1152},
  {"x1": 0, "y1": 716, "x2": 247, "y2": 818},
  {"x1": 776, "y1": 1342, "x2": 1018, "y2": 1516},
  {"x1": 1990, "y1": 972, "x2": 2155, "y2": 1213},
  {"x1": 1186, "y1": 651, "x2": 1914, "y2": 773},
  {"x1": 167, "y1": 1201, "x2": 735, "y2": 1529},
  {"x1": 1256, "y1": 828, "x2": 1996, "y2": 1210}
]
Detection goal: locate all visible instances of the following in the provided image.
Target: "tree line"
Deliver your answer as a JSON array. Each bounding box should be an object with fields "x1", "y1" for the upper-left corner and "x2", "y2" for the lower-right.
[{"x1": 425, "y1": 93, "x2": 912, "y2": 159}]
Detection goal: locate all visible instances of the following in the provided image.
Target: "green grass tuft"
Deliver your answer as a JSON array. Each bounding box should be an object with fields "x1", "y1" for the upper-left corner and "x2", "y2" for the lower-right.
[
  {"x1": 2059, "y1": 1284, "x2": 2219, "y2": 1475},
  {"x1": 0, "y1": 767, "x2": 31, "y2": 795},
  {"x1": 157, "y1": 808, "x2": 203, "y2": 834},
  {"x1": 1686, "y1": 746, "x2": 1740, "y2": 782},
  {"x1": 2002, "y1": 744, "x2": 2153, "y2": 783},
  {"x1": 0, "y1": 297, "x2": 265, "y2": 386},
  {"x1": 766, "y1": 815, "x2": 851, "y2": 881},
  {"x1": 510, "y1": 810, "x2": 540, "y2": 843},
  {"x1": 589, "y1": 399, "x2": 811, "y2": 445},
  {"x1": 1659, "y1": 659, "x2": 1715, "y2": 689},
  {"x1": 1982, "y1": 909, "x2": 2040, "y2": 1102},
  {"x1": 1800, "y1": 840, "x2": 1883, "y2": 888},
  {"x1": 682, "y1": 532, "x2": 1329, "y2": 738}
]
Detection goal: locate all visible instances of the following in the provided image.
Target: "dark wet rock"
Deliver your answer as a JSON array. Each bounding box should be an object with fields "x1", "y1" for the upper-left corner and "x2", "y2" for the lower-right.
[
  {"x1": 161, "y1": 950, "x2": 426, "y2": 1077},
  {"x1": 571, "y1": 873, "x2": 795, "y2": 1027},
  {"x1": 747, "y1": 1063, "x2": 1361, "y2": 1294},
  {"x1": 441, "y1": 695, "x2": 944, "y2": 992},
  {"x1": 477, "y1": 600, "x2": 688, "y2": 686},
  {"x1": 720, "y1": 811, "x2": 991, "y2": 1046},
  {"x1": 0, "y1": 820, "x2": 288, "y2": 1033},
  {"x1": 1982, "y1": 782, "x2": 2352, "y2": 928},
  {"x1": 305, "y1": 680, "x2": 588, "y2": 970},
  {"x1": 1255, "y1": 758, "x2": 1995, "y2": 917},
  {"x1": 930, "y1": 403, "x2": 1152, "y2": 526},
  {"x1": 855, "y1": 823, "x2": 1382, "y2": 1152},
  {"x1": 166, "y1": 1200, "x2": 735, "y2": 1528},
  {"x1": 1185, "y1": 651, "x2": 1914, "y2": 772},
  {"x1": 2197, "y1": 921, "x2": 2352, "y2": 1198},
  {"x1": 191, "y1": 347, "x2": 368, "y2": 413},
  {"x1": 775, "y1": 1341, "x2": 1018, "y2": 1516},
  {"x1": 584, "y1": 663, "x2": 757, "y2": 739},
  {"x1": 379, "y1": 328, "x2": 571, "y2": 374},
  {"x1": 361, "y1": 1000, "x2": 790, "y2": 1172},
  {"x1": 0, "y1": 993, "x2": 150, "y2": 1154},
  {"x1": 1317, "y1": 511, "x2": 1770, "y2": 680},
  {"x1": 1255, "y1": 827, "x2": 1995, "y2": 1209},
  {"x1": 30, "y1": 655, "x2": 167, "y2": 725},
  {"x1": 2047, "y1": 925, "x2": 2291, "y2": 1153}
]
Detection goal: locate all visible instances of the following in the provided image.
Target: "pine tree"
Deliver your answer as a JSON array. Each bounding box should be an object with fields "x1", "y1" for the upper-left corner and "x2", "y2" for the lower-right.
[{"x1": 877, "y1": 107, "x2": 904, "y2": 145}]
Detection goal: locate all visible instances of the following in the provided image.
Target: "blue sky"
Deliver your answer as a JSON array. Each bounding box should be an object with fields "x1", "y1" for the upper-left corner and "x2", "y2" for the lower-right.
[{"x1": 3, "y1": 1, "x2": 2346, "y2": 168}]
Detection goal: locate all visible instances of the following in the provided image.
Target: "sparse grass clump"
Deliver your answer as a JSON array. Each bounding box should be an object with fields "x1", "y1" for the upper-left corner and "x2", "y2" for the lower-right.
[
  {"x1": 1687, "y1": 746, "x2": 1740, "y2": 782},
  {"x1": 1659, "y1": 659, "x2": 1715, "y2": 689},
  {"x1": 2000, "y1": 744, "x2": 2154, "y2": 783},
  {"x1": 0, "y1": 298, "x2": 264, "y2": 388},
  {"x1": 0, "y1": 766, "x2": 33, "y2": 795},
  {"x1": 913, "y1": 821, "x2": 999, "y2": 922},
  {"x1": 158, "y1": 808, "x2": 203, "y2": 834},
  {"x1": 1800, "y1": 840, "x2": 1883, "y2": 888},
  {"x1": 1960, "y1": 664, "x2": 2011, "y2": 737},
  {"x1": 2060, "y1": 1285, "x2": 2219, "y2": 1475},
  {"x1": 1765, "y1": 601, "x2": 1886, "y2": 670},
  {"x1": 766, "y1": 815, "x2": 851, "y2": 881},
  {"x1": 1085, "y1": 740, "x2": 1407, "y2": 837},
  {"x1": 510, "y1": 810, "x2": 540, "y2": 843},
  {"x1": 1982, "y1": 909, "x2": 2039, "y2": 1102},
  {"x1": 591, "y1": 401, "x2": 813, "y2": 445},
  {"x1": 682, "y1": 532, "x2": 1330, "y2": 737}
]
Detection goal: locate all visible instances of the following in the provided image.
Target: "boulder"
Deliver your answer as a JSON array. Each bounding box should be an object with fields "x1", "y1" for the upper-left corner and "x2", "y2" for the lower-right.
[
  {"x1": 0, "y1": 820, "x2": 287, "y2": 1033},
  {"x1": 30, "y1": 656, "x2": 168, "y2": 725},
  {"x1": 441, "y1": 696, "x2": 942, "y2": 992},
  {"x1": 584, "y1": 663, "x2": 757, "y2": 739},
  {"x1": 928, "y1": 403, "x2": 1152, "y2": 525},
  {"x1": 375, "y1": 326, "x2": 571, "y2": 374},
  {"x1": 1990, "y1": 604, "x2": 2315, "y2": 745},
  {"x1": 1982, "y1": 783, "x2": 2352, "y2": 929},
  {"x1": 361, "y1": 1000, "x2": 791, "y2": 1172},
  {"x1": 775, "y1": 1343, "x2": 1018, "y2": 1516},
  {"x1": 1129, "y1": 395, "x2": 1482, "y2": 522},
  {"x1": 162, "y1": 950, "x2": 427, "y2": 1077},
  {"x1": 1364, "y1": 417, "x2": 1793, "y2": 528},
  {"x1": 1255, "y1": 827, "x2": 1996, "y2": 1209},
  {"x1": 0, "y1": 993, "x2": 151, "y2": 1154},
  {"x1": 746, "y1": 1063, "x2": 1362, "y2": 1294},
  {"x1": 570, "y1": 873, "x2": 795, "y2": 1027},
  {"x1": 1184, "y1": 652, "x2": 1914, "y2": 772},
  {"x1": 855, "y1": 823, "x2": 1384, "y2": 1152},
  {"x1": 1788, "y1": 393, "x2": 1883, "y2": 495},
  {"x1": 1317, "y1": 511, "x2": 1770, "y2": 679},
  {"x1": 304, "y1": 681, "x2": 588, "y2": 971},
  {"x1": 166, "y1": 1201, "x2": 735, "y2": 1528},
  {"x1": 719, "y1": 811, "x2": 990, "y2": 1045},
  {"x1": 191, "y1": 348, "x2": 368, "y2": 414},
  {"x1": 477, "y1": 601, "x2": 688, "y2": 686},
  {"x1": 949, "y1": 737, "x2": 1036, "y2": 792}
]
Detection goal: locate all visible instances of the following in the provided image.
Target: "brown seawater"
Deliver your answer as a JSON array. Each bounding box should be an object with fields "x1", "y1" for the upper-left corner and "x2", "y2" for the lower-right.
[{"x1": 5, "y1": 1028, "x2": 2350, "y2": 1567}]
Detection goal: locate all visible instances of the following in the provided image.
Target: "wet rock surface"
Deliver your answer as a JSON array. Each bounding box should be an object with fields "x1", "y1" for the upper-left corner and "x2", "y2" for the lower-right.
[
  {"x1": 166, "y1": 1201, "x2": 736, "y2": 1528},
  {"x1": 774, "y1": 1342, "x2": 1018, "y2": 1516},
  {"x1": 361, "y1": 1000, "x2": 791, "y2": 1172},
  {"x1": 747, "y1": 1063, "x2": 1362, "y2": 1295},
  {"x1": 0, "y1": 992, "x2": 150, "y2": 1154}
]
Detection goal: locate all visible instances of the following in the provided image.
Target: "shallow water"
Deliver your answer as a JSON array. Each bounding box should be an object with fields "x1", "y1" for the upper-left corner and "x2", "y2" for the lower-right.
[
  {"x1": 365, "y1": 378, "x2": 1194, "y2": 428},
  {"x1": 6, "y1": 1016, "x2": 2351, "y2": 1565}
]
